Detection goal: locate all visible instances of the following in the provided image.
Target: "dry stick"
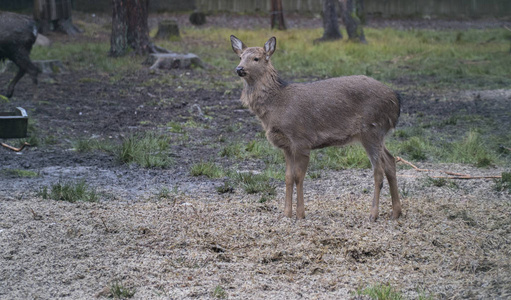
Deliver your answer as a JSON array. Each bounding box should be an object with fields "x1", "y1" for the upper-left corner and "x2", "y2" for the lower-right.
[
  {"x1": 1, "y1": 142, "x2": 30, "y2": 152},
  {"x1": 395, "y1": 156, "x2": 502, "y2": 180}
]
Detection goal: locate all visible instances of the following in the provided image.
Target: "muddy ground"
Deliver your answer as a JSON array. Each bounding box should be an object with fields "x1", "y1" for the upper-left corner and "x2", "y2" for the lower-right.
[{"x1": 1, "y1": 14, "x2": 511, "y2": 299}]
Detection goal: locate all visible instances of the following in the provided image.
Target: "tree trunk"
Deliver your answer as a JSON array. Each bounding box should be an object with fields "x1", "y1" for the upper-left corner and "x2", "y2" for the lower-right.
[
  {"x1": 271, "y1": 0, "x2": 286, "y2": 30},
  {"x1": 339, "y1": 0, "x2": 367, "y2": 43},
  {"x1": 109, "y1": 0, "x2": 128, "y2": 57},
  {"x1": 110, "y1": 0, "x2": 161, "y2": 57},
  {"x1": 317, "y1": 0, "x2": 342, "y2": 42},
  {"x1": 126, "y1": 0, "x2": 155, "y2": 54},
  {"x1": 34, "y1": 0, "x2": 80, "y2": 35}
]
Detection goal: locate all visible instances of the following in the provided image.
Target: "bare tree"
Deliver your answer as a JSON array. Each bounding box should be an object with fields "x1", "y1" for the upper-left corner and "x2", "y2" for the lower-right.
[
  {"x1": 270, "y1": 0, "x2": 286, "y2": 30},
  {"x1": 316, "y1": 0, "x2": 342, "y2": 42},
  {"x1": 109, "y1": 0, "x2": 164, "y2": 57},
  {"x1": 339, "y1": 0, "x2": 367, "y2": 43}
]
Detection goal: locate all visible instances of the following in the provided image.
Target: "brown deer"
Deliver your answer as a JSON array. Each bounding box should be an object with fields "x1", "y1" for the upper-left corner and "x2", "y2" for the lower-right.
[{"x1": 230, "y1": 35, "x2": 401, "y2": 221}]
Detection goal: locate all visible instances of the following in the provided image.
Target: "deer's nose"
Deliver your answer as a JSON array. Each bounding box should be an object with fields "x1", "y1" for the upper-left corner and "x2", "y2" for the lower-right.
[{"x1": 236, "y1": 66, "x2": 246, "y2": 77}]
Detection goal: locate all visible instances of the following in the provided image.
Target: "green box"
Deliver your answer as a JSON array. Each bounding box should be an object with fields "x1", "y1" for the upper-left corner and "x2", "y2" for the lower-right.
[{"x1": 0, "y1": 107, "x2": 28, "y2": 138}]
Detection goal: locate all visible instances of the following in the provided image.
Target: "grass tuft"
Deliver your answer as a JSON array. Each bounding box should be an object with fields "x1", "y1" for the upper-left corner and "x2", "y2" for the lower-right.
[
  {"x1": 399, "y1": 136, "x2": 429, "y2": 161},
  {"x1": 311, "y1": 145, "x2": 371, "y2": 170},
  {"x1": 1, "y1": 169, "x2": 39, "y2": 178},
  {"x1": 190, "y1": 161, "x2": 225, "y2": 178},
  {"x1": 109, "y1": 282, "x2": 136, "y2": 299},
  {"x1": 38, "y1": 180, "x2": 98, "y2": 203},
  {"x1": 235, "y1": 172, "x2": 277, "y2": 195},
  {"x1": 494, "y1": 172, "x2": 511, "y2": 193},
  {"x1": 447, "y1": 130, "x2": 496, "y2": 167},
  {"x1": 356, "y1": 283, "x2": 403, "y2": 300},
  {"x1": 73, "y1": 138, "x2": 116, "y2": 153},
  {"x1": 118, "y1": 132, "x2": 173, "y2": 168},
  {"x1": 212, "y1": 285, "x2": 227, "y2": 299}
]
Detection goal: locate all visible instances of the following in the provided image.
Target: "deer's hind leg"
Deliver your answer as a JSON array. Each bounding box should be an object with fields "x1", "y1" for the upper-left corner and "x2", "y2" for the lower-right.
[
  {"x1": 7, "y1": 49, "x2": 39, "y2": 99},
  {"x1": 361, "y1": 138, "x2": 385, "y2": 221},
  {"x1": 383, "y1": 146, "x2": 401, "y2": 219}
]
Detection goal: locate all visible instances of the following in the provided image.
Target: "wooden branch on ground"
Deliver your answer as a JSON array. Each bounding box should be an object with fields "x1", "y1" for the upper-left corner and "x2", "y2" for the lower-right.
[
  {"x1": 395, "y1": 156, "x2": 502, "y2": 180},
  {"x1": 1, "y1": 142, "x2": 30, "y2": 152}
]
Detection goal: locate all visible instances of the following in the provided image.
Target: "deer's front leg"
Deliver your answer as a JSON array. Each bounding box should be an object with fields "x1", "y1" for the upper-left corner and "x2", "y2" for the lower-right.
[{"x1": 284, "y1": 151, "x2": 294, "y2": 218}]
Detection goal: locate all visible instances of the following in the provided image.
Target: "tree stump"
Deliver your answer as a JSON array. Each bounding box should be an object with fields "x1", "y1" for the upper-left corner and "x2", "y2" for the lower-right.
[
  {"x1": 155, "y1": 19, "x2": 180, "y2": 40},
  {"x1": 1, "y1": 60, "x2": 66, "y2": 74},
  {"x1": 189, "y1": 12, "x2": 206, "y2": 26},
  {"x1": 35, "y1": 34, "x2": 51, "y2": 47},
  {"x1": 144, "y1": 53, "x2": 205, "y2": 70}
]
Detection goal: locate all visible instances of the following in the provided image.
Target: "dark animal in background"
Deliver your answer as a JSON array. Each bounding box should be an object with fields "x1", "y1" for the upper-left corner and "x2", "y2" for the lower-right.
[
  {"x1": 0, "y1": 11, "x2": 39, "y2": 98},
  {"x1": 230, "y1": 35, "x2": 401, "y2": 221}
]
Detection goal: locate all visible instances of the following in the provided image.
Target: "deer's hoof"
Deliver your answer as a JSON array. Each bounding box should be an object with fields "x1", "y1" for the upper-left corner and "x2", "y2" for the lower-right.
[{"x1": 369, "y1": 209, "x2": 379, "y2": 222}]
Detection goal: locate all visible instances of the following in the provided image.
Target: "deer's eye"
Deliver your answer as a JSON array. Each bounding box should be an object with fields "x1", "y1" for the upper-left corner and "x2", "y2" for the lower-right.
[{"x1": 254, "y1": 57, "x2": 259, "y2": 62}]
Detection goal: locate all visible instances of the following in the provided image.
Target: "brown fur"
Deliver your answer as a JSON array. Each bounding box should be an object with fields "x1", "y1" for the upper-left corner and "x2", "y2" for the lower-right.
[{"x1": 230, "y1": 35, "x2": 401, "y2": 221}]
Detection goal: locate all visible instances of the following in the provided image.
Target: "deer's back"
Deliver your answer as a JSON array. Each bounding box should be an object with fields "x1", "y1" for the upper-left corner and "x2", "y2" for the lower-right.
[
  {"x1": 267, "y1": 75, "x2": 400, "y2": 151},
  {"x1": 0, "y1": 12, "x2": 37, "y2": 56}
]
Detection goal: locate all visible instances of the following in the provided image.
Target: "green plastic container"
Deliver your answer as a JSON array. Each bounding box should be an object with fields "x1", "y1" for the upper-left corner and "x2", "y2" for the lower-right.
[{"x1": 0, "y1": 107, "x2": 28, "y2": 138}]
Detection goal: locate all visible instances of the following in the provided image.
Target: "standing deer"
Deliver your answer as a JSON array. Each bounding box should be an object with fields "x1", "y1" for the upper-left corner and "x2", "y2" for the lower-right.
[{"x1": 230, "y1": 35, "x2": 401, "y2": 221}]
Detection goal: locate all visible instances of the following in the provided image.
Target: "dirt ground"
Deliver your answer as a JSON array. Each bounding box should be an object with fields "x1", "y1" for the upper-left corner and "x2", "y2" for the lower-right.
[{"x1": 1, "y1": 14, "x2": 511, "y2": 299}]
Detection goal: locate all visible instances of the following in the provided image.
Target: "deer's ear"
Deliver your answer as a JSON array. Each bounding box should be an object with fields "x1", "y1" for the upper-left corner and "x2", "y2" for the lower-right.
[
  {"x1": 264, "y1": 36, "x2": 276, "y2": 60},
  {"x1": 230, "y1": 35, "x2": 247, "y2": 57}
]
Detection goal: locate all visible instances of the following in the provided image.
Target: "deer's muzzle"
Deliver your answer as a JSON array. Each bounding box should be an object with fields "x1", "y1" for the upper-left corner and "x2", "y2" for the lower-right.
[{"x1": 236, "y1": 66, "x2": 246, "y2": 77}]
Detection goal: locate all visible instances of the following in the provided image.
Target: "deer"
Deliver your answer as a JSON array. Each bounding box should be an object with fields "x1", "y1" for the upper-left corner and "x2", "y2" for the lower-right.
[
  {"x1": 0, "y1": 11, "x2": 40, "y2": 99},
  {"x1": 230, "y1": 35, "x2": 402, "y2": 221}
]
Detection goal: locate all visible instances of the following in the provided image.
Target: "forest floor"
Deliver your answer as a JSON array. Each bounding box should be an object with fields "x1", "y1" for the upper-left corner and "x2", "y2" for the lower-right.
[{"x1": 1, "y1": 13, "x2": 510, "y2": 299}]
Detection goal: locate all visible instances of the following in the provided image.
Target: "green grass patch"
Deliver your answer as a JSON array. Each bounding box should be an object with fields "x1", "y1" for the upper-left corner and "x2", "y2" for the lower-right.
[
  {"x1": 310, "y1": 145, "x2": 371, "y2": 170},
  {"x1": 29, "y1": 22, "x2": 511, "y2": 90},
  {"x1": 173, "y1": 26, "x2": 511, "y2": 90},
  {"x1": 356, "y1": 283, "x2": 403, "y2": 300},
  {"x1": 118, "y1": 132, "x2": 173, "y2": 168},
  {"x1": 1, "y1": 169, "x2": 39, "y2": 178},
  {"x1": 494, "y1": 172, "x2": 511, "y2": 193},
  {"x1": 212, "y1": 285, "x2": 227, "y2": 299},
  {"x1": 109, "y1": 282, "x2": 136, "y2": 299},
  {"x1": 235, "y1": 172, "x2": 277, "y2": 195},
  {"x1": 73, "y1": 138, "x2": 117, "y2": 153},
  {"x1": 32, "y1": 42, "x2": 144, "y2": 76},
  {"x1": 220, "y1": 139, "x2": 284, "y2": 164},
  {"x1": 167, "y1": 121, "x2": 185, "y2": 133},
  {"x1": 38, "y1": 180, "x2": 98, "y2": 203},
  {"x1": 445, "y1": 130, "x2": 497, "y2": 167},
  {"x1": 398, "y1": 136, "x2": 430, "y2": 161},
  {"x1": 190, "y1": 161, "x2": 226, "y2": 178}
]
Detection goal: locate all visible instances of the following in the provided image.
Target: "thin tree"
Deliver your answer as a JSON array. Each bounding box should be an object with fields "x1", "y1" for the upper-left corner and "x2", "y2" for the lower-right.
[
  {"x1": 339, "y1": 0, "x2": 367, "y2": 43},
  {"x1": 316, "y1": 0, "x2": 342, "y2": 42},
  {"x1": 271, "y1": 0, "x2": 286, "y2": 30},
  {"x1": 109, "y1": 0, "x2": 165, "y2": 57}
]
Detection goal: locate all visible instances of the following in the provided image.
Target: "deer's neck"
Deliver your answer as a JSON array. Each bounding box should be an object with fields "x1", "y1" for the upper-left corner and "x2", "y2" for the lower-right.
[{"x1": 240, "y1": 66, "x2": 285, "y2": 128}]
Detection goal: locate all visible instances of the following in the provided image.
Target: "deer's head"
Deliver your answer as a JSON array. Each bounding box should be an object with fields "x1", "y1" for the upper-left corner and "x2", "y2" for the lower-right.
[{"x1": 230, "y1": 35, "x2": 276, "y2": 83}]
